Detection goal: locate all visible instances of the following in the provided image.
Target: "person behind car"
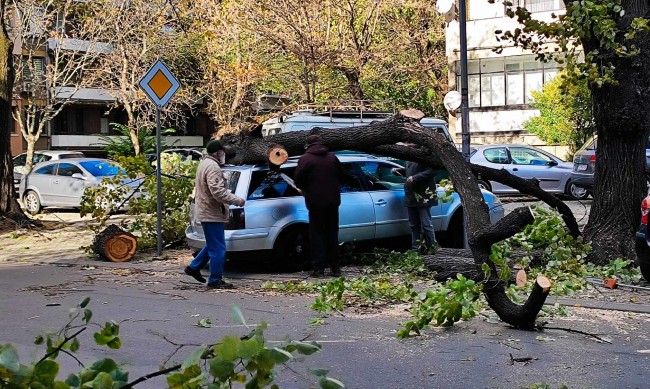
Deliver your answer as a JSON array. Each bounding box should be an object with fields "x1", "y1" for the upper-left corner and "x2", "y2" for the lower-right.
[
  {"x1": 184, "y1": 140, "x2": 246, "y2": 289},
  {"x1": 294, "y1": 134, "x2": 344, "y2": 277},
  {"x1": 393, "y1": 144, "x2": 438, "y2": 253}
]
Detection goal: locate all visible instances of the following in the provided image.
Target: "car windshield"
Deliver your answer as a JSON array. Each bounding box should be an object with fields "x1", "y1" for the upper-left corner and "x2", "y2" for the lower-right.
[{"x1": 79, "y1": 161, "x2": 122, "y2": 177}]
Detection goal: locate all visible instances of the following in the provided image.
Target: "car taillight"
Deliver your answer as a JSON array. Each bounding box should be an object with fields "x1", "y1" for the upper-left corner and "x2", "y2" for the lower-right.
[
  {"x1": 589, "y1": 154, "x2": 596, "y2": 167},
  {"x1": 226, "y1": 208, "x2": 245, "y2": 230},
  {"x1": 642, "y1": 196, "x2": 650, "y2": 225}
]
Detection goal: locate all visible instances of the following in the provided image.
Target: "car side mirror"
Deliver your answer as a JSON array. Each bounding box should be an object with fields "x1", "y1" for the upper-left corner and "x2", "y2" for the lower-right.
[
  {"x1": 72, "y1": 173, "x2": 86, "y2": 180},
  {"x1": 548, "y1": 160, "x2": 559, "y2": 166}
]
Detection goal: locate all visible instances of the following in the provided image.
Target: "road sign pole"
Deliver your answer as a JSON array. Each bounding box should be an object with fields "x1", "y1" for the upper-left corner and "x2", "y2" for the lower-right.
[{"x1": 156, "y1": 107, "x2": 162, "y2": 256}]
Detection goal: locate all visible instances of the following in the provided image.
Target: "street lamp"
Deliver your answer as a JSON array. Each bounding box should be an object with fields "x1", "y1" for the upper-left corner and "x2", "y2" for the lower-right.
[{"x1": 438, "y1": 0, "x2": 470, "y2": 161}]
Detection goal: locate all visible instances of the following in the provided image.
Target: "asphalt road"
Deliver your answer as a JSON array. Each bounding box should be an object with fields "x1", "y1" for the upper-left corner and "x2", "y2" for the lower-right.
[{"x1": 2, "y1": 249, "x2": 649, "y2": 389}]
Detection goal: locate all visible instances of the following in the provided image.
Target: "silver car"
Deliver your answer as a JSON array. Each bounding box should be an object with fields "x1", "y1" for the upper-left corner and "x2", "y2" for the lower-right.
[
  {"x1": 12, "y1": 150, "x2": 85, "y2": 191},
  {"x1": 185, "y1": 154, "x2": 505, "y2": 266},
  {"x1": 19, "y1": 158, "x2": 140, "y2": 214},
  {"x1": 470, "y1": 144, "x2": 588, "y2": 200}
]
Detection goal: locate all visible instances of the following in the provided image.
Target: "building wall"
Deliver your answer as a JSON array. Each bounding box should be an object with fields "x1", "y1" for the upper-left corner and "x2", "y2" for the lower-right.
[{"x1": 445, "y1": 0, "x2": 568, "y2": 157}]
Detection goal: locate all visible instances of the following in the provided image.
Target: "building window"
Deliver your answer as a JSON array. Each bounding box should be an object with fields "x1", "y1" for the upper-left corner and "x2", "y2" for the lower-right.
[
  {"x1": 521, "y1": 0, "x2": 565, "y2": 12},
  {"x1": 457, "y1": 55, "x2": 560, "y2": 108}
]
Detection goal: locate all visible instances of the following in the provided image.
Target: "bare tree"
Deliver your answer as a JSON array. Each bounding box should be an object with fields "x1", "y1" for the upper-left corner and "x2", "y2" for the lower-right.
[
  {"x1": 11, "y1": 0, "x2": 101, "y2": 173},
  {"x1": 84, "y1": 0, "x2": 201, "y2": 155}
]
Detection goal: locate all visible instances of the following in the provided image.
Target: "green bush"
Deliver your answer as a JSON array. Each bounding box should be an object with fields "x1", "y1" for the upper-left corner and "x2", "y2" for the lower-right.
[{"x1": 80, "y1": 153, "x2": 197, "y2": 250}]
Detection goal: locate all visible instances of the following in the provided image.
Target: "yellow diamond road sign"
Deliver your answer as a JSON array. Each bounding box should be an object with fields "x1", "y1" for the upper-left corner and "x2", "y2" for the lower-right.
[{"x1": 139, "y1": 60, "x2": 180, "y2": 107}]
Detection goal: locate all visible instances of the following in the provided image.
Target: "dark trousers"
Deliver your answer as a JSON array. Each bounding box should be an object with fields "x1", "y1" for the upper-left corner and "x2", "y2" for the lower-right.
[
  {"x1": 308, "y1": 205, "x2": 340, "y2": 270},
  {"x1": 407, "y1": 206, "x2": 436, "y2": 251}
]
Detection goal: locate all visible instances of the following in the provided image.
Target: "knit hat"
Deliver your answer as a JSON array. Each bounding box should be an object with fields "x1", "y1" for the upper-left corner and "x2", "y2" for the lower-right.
[
  {"x1": 305, "y1": 134, "x2": 324, "y2": 147},
  {"x1": 206, "y1": 140, "x2": 225, "y2": 154}
]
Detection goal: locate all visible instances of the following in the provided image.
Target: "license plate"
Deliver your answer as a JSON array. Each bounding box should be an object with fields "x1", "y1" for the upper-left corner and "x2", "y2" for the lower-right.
[{"x1": 576, "y1": 164, "x2": 588, "y2": 171}]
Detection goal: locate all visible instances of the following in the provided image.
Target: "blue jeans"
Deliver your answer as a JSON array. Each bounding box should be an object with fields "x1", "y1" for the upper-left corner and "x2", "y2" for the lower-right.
[
  {"x1": 188, "y1": 222, "x2": 226, "y2": 284},
  {"x1": 407, "y1": 206, "x2": 436, "y2": 251}
]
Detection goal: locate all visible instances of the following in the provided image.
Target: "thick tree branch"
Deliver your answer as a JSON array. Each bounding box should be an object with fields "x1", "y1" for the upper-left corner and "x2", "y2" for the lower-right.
[{"x1": 472, "y1": 206, "x2": 535, "y2": 247}]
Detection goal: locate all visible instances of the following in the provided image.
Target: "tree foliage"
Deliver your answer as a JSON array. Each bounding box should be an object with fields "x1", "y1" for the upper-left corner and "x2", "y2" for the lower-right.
[{"x1": 523, "y1": 72, "x2": 594, "y2": 157}]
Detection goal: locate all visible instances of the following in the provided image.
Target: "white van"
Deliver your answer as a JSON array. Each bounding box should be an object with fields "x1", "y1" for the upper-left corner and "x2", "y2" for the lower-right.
[{"x1": 261, "y1": 110, "x2": 453, "y2": 143}]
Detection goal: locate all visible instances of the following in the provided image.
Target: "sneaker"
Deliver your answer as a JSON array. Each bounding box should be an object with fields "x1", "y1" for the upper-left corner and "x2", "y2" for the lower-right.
[
  {"x1": 330, "y1": 268, "x2": 342, "y2": 277},
  {"x1": 184, "y1": 266, "x2": 206, "y2": 283},
  {"x1": 310, "y1": 269, "x2": 325, "y2": 278},
  {"x1": 207, "y1": 280, "x2": 235, "y2": 289}
]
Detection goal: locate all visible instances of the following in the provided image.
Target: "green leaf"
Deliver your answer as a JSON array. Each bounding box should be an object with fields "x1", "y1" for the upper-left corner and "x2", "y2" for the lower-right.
[
  {"x1": 65, "y1": 373, "x2": 81, "y2": 387},
  {"x1": 91, "y1": 371, "x2": 113, "y2": 389},
  {"x1": 182, "y1": 345, "x2": 208, "y2": 370},
  {"x1": 88, "y1": 359, "x2": 118, "y2": 374},
  {"x1": 208, "y1": 358, "x2": 235, "y2": 381},
  {"x1": 270, "y1": 347, "x2": 293, "y2": 363},
  {"x1": 79, "y1": 297, "x2": 91, "y2": 308},
  {"x1": 320, "y1": 376, "x2": 346, "y2": 389},
  {"x1": 106, "y1": 338, "x2": 122, "y2": 350},
  {"x1": 293, "y1": 341, "x2": 321, "y2": 355},
  {"x1": 230, "y1": 305, "x2": 247, "y2": 327},
  {"x1": 238, "y1": 338, "x2": 263, "y2": 359},
  {"x1": 35, "y1": 335, "x2": 45, "y2": 345},
  {"x1": 70, "y1": 338, "x2": 80, "y2": 353},
  {"x1": 33, "y1": 360, "x2": 59, "y2": 384},
  {"x1": 0, "y1": 344, "x2": 20, "y2": 372},
  {"x1": 197, "y1": 318, "x2": 212, "y2": 328},
  {"x1": 83, "y1": 310, "x2": 93, "y2": 324},
  {"x1": 53, "y1": 381, "x2": 72, "y2": 389},
  {"x1": 213, "y1": 336, "x2": 240, "y2": 363}
]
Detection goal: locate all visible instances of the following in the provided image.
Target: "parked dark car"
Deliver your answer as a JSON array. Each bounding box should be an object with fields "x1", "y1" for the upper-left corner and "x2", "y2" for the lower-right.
[
  {"x1": 635, "y1": 192, "x2": 650, "y2": 281},
  {"x1": 572, "y1": 136, "x2": 650, "y2": 194}
]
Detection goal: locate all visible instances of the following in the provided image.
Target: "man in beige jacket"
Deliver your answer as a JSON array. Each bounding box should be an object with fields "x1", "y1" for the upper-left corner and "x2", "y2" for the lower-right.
[{"x1": 184, "y1": 140, "x2": 245, "y2": 289}]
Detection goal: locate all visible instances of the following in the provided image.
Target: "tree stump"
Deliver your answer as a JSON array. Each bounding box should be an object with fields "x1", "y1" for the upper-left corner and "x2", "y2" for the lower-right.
[{"x1": 92, "y1": 224, "x2": 138, "y2": 262}]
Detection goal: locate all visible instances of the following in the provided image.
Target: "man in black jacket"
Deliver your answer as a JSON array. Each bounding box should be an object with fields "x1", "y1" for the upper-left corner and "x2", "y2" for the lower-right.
[
  {"x1": 395, "y1": 146, "x2": 438, "y2": 253},
  {"x1": 294, "y1": 134, "x2": 343, "y2": 277}
]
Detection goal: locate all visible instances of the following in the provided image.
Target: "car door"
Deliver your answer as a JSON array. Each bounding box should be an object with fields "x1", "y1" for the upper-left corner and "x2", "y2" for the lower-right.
[
  {"x1": 356, "y1": 161, "x2": 411, "y2": 239},
  {"x1": 337, "y1": 162, "x2": 375, "y2": 243},
  {"x1": 52, "y1": 162, "x2": 87, "y2": 206},
  {"x1": 507, "y1": 146, "x2": 563, "y2": 192},
  {"x1": 26, "y1": 163, "x2": 57, "y2": 205},
  {"x1": 479, "y1": 147, "x2": 514, "y2": 194}
]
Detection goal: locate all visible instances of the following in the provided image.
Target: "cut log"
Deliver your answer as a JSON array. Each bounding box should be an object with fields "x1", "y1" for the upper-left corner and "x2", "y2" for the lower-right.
[
  {"x1": 267, "y1": 145, "x2": 288, "y2": 167},
  {"x1": 92, "y1": 224, "x2": 137, "y2": 262}
]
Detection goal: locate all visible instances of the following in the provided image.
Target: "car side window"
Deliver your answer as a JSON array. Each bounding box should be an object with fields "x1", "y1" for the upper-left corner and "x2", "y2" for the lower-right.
[
  {"x1": 57, "y1": 163, "x2": 83, "y2": 177},
  {"x1": 34, "y1": 164, "x2": 55, "y2": 175},
  {"x1": 509, "y1": 147, "x2": 552, "y2": 165},
  {"x1": 483, "y1": 147, "x2": 510, "y2": 164},
  {"x1": 340, "y1": 163, "x2": 364, "y2": 193},
  {"x1": 357, "y1": 161, "x2": 406, "y2": 190},
  {"x1": 247, "y1": 168, "x2": 301, "y2": 200},
  {"x1": 13, "y1": 154, "x2": 26, "y2": 166}
]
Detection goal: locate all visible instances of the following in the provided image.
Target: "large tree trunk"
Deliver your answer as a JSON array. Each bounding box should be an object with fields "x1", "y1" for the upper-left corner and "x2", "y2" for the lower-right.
[
  {"x1": 0, "y1": 0, "x2": 26, "y2": 222},
  {"x1": 224, "y1": 110, "x2": 571, "y2": 329},
  {"x1": 581, "y1": 3, "x2": 650, "y2": 265}
]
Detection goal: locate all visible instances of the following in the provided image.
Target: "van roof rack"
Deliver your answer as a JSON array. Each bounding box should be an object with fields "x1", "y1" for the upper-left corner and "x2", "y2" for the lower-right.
[{"x1": 296, "y1": 100, "x2": 395, "y2": 117}]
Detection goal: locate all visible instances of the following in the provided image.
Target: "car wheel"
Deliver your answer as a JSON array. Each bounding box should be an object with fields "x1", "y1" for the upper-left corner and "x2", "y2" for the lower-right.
[
  {"x1": 272, "y1": 225, "x2": 310, "y2": 271},
  {"x1": 476, "y1": 180, "x2": 491, "y2": 192},
  {"x1": 441, "y1": 210, "x2": 465, "y2": 249},
  {"x1": 23, "y1": 190, "x2": 42, "y2": 215},
  {"x1": 566, "y1": 181, "x2": 589, "y2": 200},
  {"x1": 635, "y1": 237, "x2": 650, "y2": 282}
]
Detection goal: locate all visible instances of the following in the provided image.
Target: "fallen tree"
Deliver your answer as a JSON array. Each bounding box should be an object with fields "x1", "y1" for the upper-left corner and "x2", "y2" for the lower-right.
[{"x1": 222, "y1": 110, "x2": 578, "y2": 330}]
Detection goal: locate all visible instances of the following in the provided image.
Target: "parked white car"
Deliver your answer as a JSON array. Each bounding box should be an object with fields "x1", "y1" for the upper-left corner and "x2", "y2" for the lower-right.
[{"x1": 186, "y1": 153, "x2": 504, "y2": 268}]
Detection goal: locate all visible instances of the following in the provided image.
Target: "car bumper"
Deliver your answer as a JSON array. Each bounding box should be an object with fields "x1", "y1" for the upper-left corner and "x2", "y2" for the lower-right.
[
  {"x1": 185, "y1": 226, "x2": 272, "y2": 252},
  {"x1": 570, "y1": 172, "x2": 594, "y2": 190}
]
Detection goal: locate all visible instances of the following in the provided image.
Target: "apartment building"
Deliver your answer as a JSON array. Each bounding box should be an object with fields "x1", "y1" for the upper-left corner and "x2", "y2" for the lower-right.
[
  {"x1": 8, "y1": 6, "x2": 211, "y2": 157},
  {"x1": 445, "y1": 0, "x2": 568, "y2": 156}
]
